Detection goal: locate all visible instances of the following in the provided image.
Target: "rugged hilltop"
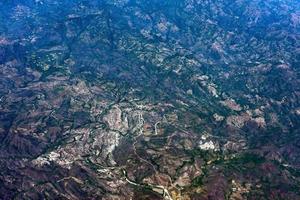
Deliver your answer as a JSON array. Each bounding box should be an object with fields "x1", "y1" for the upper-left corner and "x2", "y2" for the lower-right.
[{"x1": 0, "y1": 0, "x2": 300, "y2": 199}]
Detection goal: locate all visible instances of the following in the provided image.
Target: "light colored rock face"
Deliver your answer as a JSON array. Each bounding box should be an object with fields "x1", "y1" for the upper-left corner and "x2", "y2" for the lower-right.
[
  {"x1": 33, "y1": 149, "x2": 75, "y2": 168},
  {"x1": 72, "y1": 80, "x2": 90, "y2": 95},
  {"x1": 198, "y1": 133, "x2": 219, "y2": 151},
  {"x1": 157, "y1": 21, "x2": 168, "y2": 33},
  {"x1": 32, "y1": 103, "x2": 157, "y2": 168},
  {"x1": 226, "y1": 110, "x2": 266, "y2": 128},
  {"x1": 32, "y1": 127, "x2": 121, "y2": 167},
  {"x1": 207, "y1": 84, "x2": 219, "y2": 97},
  {"x1": 199, "y1": 140, "x2": 218, "y2": 151},
  {"x1": 253, "y1": 108, "x2": 263, "y2": 116},
  {"x1": 176, "y1": 172, "x2": 191, "y2": 187},
  {"x1": 213, "y1": 113, "x2": 225, "y2": 121},
  {"x1": 32, "y1": 128, "x2": 90, "y2": 168},
  {"x1": 103, "y1": 106, "x2": 129, "y2": 132},
  {"x1": 226, "y1": 115, "x2": 250, "y2": 128},
  {"x1": 253, "y1": 117, "x2": 266, "y2": 127},
  {"x1": 187, "y1": 89, "x2": 193, "y2": 95},
  {"x1": 229, "y1": 180, "x2": 251, "y2": 200},
  {"x1": 193, "y1": 75, "x2": 209, "y2": 81},
  {"x1": 93, "y1": 130, "x2": 121, "y2": 165},
  {"x1": 223, "y1": 140, "x2": 247, "y2": 152},
  {"x1": 221, "y1": 99, "x2": 242, "y2": 111},
  {"x1": 192, "y1": 74, "x2": 221, "y2": 98}
]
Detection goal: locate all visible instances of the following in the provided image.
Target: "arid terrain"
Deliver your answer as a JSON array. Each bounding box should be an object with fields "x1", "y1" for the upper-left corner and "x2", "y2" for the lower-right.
[{"x1": 0, "y1": 0, "x2": 300, "y2": 199}]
